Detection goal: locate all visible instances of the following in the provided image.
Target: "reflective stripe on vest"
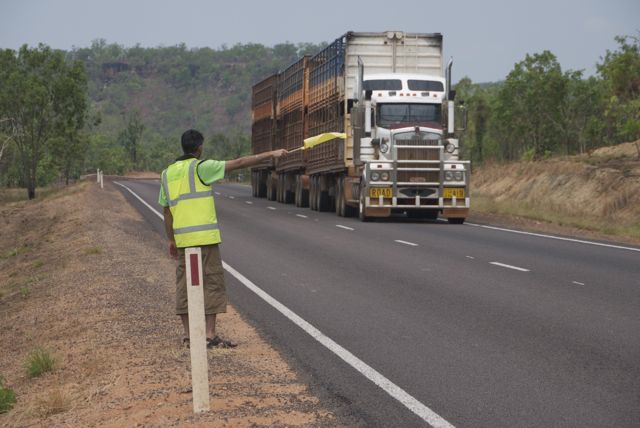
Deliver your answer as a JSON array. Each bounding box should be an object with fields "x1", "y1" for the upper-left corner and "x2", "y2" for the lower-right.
[{"x1": 162, "y1": 158, "x2": 221, "y2": 247}]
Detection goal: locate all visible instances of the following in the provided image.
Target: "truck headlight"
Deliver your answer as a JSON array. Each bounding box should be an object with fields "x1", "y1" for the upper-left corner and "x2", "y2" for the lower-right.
[
  {"x1": 381, "y1": 172, "x2": 390, "y2": 181},
  {"x1": 445, "y1": 142, "x2": 456, "y2": 153},
  {"x1": 454, "y1": 171, "x2": 463, "y2": 181},
  {"x1": 380, "y1": 142, "x2": 389, "y2": 153},
  {"x1": 371, "y1": 171, "x2": 380, "y2": 181},
  {"x1": 445, "y1": 171, "x2": 453, "y2": 181}
]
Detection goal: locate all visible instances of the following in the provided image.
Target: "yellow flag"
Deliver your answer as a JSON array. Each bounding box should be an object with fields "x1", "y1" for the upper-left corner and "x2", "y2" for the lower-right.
[{"x1": 303, "y1": 132, "x2": 346, "y2": 149}]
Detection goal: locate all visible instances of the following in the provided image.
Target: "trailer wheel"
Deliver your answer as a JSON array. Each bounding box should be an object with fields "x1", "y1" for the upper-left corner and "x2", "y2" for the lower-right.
[
  {"x1": 447, "y1": 217, "x2": 465, "y2": 224},
  {"x1": 309, "y1": 176, "x2": 317, "y2": 211},
  {"x1": 336, "y1": 177, "x2": 345, "y2": 216}
]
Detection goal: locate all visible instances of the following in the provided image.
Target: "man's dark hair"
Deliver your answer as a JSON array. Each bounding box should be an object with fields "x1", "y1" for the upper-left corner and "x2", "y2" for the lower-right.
[{"x1": 181, "y1": 129, "x2": 204, "y2": 154}]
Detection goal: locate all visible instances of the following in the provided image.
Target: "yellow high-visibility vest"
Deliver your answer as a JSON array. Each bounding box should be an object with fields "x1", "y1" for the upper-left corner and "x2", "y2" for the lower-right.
[{"x1": 162, "y1": 158, "x2": 221, "y2": 248}]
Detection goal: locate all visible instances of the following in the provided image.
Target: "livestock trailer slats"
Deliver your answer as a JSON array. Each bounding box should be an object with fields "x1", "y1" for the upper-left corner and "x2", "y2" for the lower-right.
[{"x1": 276, "y1": 57, "x2": 308, "y2": 172}]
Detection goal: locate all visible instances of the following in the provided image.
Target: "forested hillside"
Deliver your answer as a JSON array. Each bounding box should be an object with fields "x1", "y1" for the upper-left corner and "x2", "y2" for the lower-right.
[{"x1": 0, "y1": 40, "x2": 324, "y2": 189}]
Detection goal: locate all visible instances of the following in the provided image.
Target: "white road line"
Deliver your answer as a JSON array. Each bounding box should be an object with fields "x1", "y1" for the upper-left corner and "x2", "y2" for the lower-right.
[
  {"x1": 229, "y1": 196, "x2": 235, "y2": 199},
  {"x1": 223, "y1": 263, "x2": 454, "y2": 428},
  {"x1": 336, "y1": 225, "x2": 355, "y2": 231},
  {"x1": 490, "y1": 262, "x2": 530, "y2": 272},
  {"x1": 245, "y1": 201, "x2": 253, "y2": 205},
  {"x1": 114, "y1": 182, "x2": 163, "y2": 220},
  {"x1": 296, "y1": 214, "x2": 308, "y2": 219},
  {"x1": 572, "y1": 281, "x2": 585, "y2": 286},
  {"x1": 466, "y1": 222, "x2": 640, "y2": 253},
  {"x1": 395, "y1": 240, "x2": 419, "y2": 247},
  {"x1": 116, "y1": 181, "x2": 454, "y2": 428},
  {"x1": 267, "y1": 206, "x2": 277, "y2": 210},
  {"x1": 214, "y1": 191, "x2": 220, "y2": 195},
  {"x1": 465, "y1": 256, "x2": 475, "y2": 259}
]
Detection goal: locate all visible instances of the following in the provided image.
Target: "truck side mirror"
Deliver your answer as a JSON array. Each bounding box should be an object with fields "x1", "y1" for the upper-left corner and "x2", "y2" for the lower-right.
[
  {"x1": 457, "y1": 102, "x2": 467, "y2": 131},
  {"x1": 449, "y1": 89, "x2": 456, "y2": 101},
  {"x1": 371, "y1": 138, "x2": 381, "y2": 147}
]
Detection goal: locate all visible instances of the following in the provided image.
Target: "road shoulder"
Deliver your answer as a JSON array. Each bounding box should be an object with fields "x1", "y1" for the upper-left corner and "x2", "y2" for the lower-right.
[{"x1": 0, "y1": 180, "x2": 339, "y2": 426}]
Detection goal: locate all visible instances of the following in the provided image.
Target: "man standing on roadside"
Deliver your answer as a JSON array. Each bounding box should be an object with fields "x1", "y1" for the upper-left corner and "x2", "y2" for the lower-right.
[{"x1": 159, "y1": 129, "x2": 286, "y2": 348}]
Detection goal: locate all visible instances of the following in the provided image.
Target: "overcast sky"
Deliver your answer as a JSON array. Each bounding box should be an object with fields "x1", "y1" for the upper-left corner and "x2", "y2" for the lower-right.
[{"x1": 1, "y1": 0, "x2": 638, "y2": 83}]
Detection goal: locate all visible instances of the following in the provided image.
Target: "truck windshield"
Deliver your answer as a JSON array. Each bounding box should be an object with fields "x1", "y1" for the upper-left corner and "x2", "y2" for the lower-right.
[{"x1": 377, "y1": 103, "x2": 441, "y2": 128}]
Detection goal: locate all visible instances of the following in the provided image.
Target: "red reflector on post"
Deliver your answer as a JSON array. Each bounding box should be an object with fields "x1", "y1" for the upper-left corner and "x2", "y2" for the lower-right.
[{"x1": 190, "y1": 253, "x2": 200, "y2": 286}]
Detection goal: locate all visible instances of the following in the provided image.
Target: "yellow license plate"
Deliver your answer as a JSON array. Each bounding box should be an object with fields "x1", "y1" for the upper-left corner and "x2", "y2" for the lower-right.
[
  {"x1": 369, "y1": 187, "x2": 392, "y2": 198},
  {"x1": 443, "y1": 188, "x2": 465, "y2": 198}
]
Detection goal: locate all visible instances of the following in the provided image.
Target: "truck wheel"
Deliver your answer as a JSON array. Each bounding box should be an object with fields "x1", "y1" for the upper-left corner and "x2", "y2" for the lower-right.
[
  {"x1": 358, "y1": 186, "x2": 371, "y2": 222},
  {"x1": 336, "y1": 177, "x2": 345, "y2": 216},
  {"x1": 318, "y1": 187, "x2": 330, "y2": 211},
  {"x1": 257, "y1": 172, "x2": 267, "y2": 198},
  {"x1": 251, "y1": 171, "x2": 257, "y2": 197},
  {"x1": 447, "y1": 217, "x2": 465, "y2": 224},
  {"x1": 310, "y1": 176, "x2": 317, "y2": 211}
]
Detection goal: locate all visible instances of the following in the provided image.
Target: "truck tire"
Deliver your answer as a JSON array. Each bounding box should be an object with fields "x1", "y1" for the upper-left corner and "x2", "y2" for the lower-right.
[
  {"x1": 447, "y1": 217, "x2": 465, "y2": 224},
  {"x1": 310, "y1": 176, "x2": 317, "y2": 211},
  {"x1": 336, "y1": 177, "x2": 345, "y2": 216},
  {"x1": 318, "y1": 188, "x2": 331, "y2": 212}
]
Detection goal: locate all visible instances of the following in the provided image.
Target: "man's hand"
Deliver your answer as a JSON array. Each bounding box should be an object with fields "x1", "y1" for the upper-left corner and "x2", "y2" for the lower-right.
[
  {"x1": 169, "y1": 240, "x2": 179, "y2": 260},
  {"x1": 271, "y1": 149, "x2": 288, "y2": 159}
]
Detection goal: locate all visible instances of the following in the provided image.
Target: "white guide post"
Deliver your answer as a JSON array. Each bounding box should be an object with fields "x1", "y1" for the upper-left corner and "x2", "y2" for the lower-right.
[
  {"x1": 99, "y1": 171, "x2": 104, "y2": 189},
  {"x1": 184, "y1": 247, "x2": 210, "y2": 413},
  {"x1": 96, "y1": 169, "x2": 100, "y2": 183}
]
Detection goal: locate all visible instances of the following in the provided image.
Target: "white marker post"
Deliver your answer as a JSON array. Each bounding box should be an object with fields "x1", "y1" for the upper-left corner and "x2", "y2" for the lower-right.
[
  {"x1": 96, "y1": 168, "x2": 100, "y2": 183},
  {"x1": 184, "y1": 247, "x2": 210, "y2": 413},
  {"x1": 99, "y1": 171, "x2": 104, "y2": 189}
]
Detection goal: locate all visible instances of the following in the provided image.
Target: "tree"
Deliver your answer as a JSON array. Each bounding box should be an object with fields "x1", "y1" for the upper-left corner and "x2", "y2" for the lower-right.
[
  {"x1": 492, "y1": 51, "x2": 568, "y2": 160},
  {"x1": 0, "y1": 45, "x2": 87, "y2": 199},
  {"x1": 118, "y1": 110, "x2": 145, "y2": 168},
  {"x1": 597, "y1": 35, "x2": 640, "y2": 147}
]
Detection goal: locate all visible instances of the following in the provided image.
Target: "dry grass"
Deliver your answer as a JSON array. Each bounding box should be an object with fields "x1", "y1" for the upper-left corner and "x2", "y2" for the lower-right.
[
  {"x1": 37, "y1": 387, "x2": 73, "y2": 417},
  {"x1": 472, "y1": 142, "x2": 640, "y2": 242}
]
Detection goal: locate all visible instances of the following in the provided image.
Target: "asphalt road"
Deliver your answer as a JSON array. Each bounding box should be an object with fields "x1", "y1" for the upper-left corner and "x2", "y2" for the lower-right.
[{"x1": 116, "y1": 179, "x2": 640, "y2": 427}]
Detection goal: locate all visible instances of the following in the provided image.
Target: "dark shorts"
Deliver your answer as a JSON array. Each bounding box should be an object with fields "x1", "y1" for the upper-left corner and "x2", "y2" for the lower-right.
[{"x1": 175, "y1": 244, "x2": 227, "y2": 315}]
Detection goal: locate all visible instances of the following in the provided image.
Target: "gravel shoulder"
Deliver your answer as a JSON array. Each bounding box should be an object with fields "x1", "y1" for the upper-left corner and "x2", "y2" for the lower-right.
[{"x1": 0, "y1": 180, "x2": 339, "y2": 427}]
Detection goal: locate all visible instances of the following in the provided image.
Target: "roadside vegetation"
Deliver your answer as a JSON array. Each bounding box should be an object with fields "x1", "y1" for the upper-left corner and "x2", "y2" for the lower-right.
[
  {"x1": 0, "y1": 376, "x2": 17, "y2": 414},
  {"x1": 25, "y1": 348, "x2": 56, "y2": 378}
]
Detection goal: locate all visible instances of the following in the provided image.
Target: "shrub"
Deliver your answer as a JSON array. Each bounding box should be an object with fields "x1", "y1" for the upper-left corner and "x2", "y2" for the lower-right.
[
  {"x1": 0, "y1": 376, "x2": 17, "y2": 414},
  {"x1": 26, "y1": 348, "x2": 56, "y2": 378}
]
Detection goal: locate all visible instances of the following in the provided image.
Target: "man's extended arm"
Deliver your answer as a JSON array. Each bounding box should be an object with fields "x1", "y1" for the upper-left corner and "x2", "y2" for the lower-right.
[
  {"x1": 225, "y1": 149, "x2": 287, "y2": 172},
  {"x1": 163, "y1": 206, "x2": 178, "y2": 259}
]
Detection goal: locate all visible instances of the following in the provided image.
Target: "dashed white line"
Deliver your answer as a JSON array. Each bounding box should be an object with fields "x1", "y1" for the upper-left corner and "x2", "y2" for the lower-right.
[
  {"x1": 490, "y1": 262, "x2": 530, "y2": 272},
  {"x1": 229, "y1": 196, "x2": 235, "y2": 199},
  {"x1": 395, "y1": 240, "x2": 419, "y2": 247},
  {"x1": 267, "y1": 206, "x2": 277, "y2": 210},
  {"x1": 466, "y1": 222, "x2": 640, "y2": 253},
  {"x1": 336, "y1": 224, "x2": 355, "y2": 231},
  {"x1": 296, "y1": 214, "x2": 308, "y2": 219},
  {"x1": 572, "y1": 281, "x2": 585, "y2": 286},
  {"x1": 465, "y1": 256, "x2": 475, "y2": 259},
  {"x1": 214, "y1": 191, "x2": 221, "y2": 195},
  {"x1": 116, "y1": 181, "x2": 455, "y2": 428},
  {"x1": 245, "y1": 201, "x2": 253, "y2": 205}
]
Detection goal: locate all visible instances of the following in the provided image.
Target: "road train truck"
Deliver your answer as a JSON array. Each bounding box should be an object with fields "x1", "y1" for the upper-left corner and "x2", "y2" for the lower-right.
[{"x1": 250, "y1": 31, "x2": 469, "y2": 222}]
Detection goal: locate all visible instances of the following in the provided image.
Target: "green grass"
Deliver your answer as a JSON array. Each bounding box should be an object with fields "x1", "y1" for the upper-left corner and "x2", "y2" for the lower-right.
[
  {"x1": 25, "y1": 348, "x2": 56, "y2": 378},
  {"x1": 0, "y1": 376, "x2": 17, "y2": 414},
  {"x1": 19, "y1": 287, "x2": 30, "y2": 298},
  {"x1": 33, "y1": 259, "x2": 44, "y2": 268}
]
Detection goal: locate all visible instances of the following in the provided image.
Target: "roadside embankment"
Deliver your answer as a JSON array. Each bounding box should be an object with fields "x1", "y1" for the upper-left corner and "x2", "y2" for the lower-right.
[
  {"x1": 0, "y1": 179, "x2": 342, "y2": 426},
  {"x1": 471, "y1": 141, "x2": 640, "y2": 244}
]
